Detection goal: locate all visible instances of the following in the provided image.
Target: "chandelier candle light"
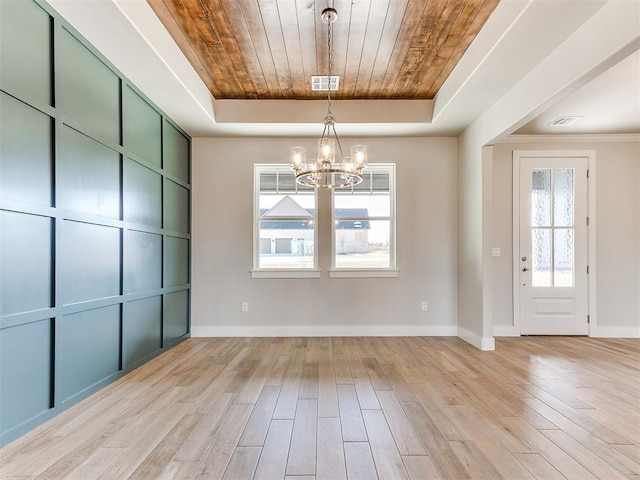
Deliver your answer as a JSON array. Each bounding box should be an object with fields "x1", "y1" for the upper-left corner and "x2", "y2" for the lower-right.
[{"x1": 290, "y1": 6, "x2": 367, "y2": 189}]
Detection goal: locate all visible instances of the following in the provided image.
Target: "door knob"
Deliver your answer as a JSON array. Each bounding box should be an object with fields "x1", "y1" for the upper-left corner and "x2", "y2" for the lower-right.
[{"x1": 521, "y1": 267, "x2": 530, "y2": 272}]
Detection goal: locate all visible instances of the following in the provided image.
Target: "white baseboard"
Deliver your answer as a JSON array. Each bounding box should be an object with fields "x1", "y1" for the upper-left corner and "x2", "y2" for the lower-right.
[
  {"x1": 590, "y1": 326, "x2": 640, "y2": 338},
  {"x1": 191, "y1": 325, "x2": 458, "y2": 338},
  {"x1": 457, "y1": 327, "x2": 495, "y2": 351},
  {"x1": 493, "y1": 326, "x2": 520, "y2": 337}
]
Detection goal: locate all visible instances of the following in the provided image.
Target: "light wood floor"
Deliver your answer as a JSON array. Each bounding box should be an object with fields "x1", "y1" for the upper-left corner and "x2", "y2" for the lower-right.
[{"x1": 1, "y1": 336, "x2": 639, "y2": 479}]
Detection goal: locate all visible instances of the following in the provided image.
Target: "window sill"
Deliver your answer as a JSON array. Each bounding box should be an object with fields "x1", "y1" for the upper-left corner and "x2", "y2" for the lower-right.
[
  {"x1": 329, "y1": 269, "x2": 399, "y2": 278},
  {"x1": 251, "y1": 269, "x2": 321, "y2": 279}
]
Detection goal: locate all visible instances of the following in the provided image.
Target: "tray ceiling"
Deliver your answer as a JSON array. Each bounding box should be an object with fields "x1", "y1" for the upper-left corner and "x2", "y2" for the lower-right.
[{"x1": 147, "y1": 0, "x2": 500, "y2": 100}]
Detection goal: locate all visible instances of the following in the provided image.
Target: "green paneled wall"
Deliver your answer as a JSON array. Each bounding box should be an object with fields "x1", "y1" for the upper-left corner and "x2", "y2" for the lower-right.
[
  {"x1": 0, "y1": 0, "x2": 191, "y2": 446},
  {"x1": 0, "y1": 0, "x2": 51, "y2": 105}
]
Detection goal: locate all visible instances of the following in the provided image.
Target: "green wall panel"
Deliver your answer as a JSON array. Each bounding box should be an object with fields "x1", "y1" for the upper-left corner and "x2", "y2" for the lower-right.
[
  {"x1": 0, "y1": 0, "x2": 51, "y2": 105},
  {"x1": 0, "y1": 319, "x2": 52, "y2": 434},
  {"x1": 126, "y1": 296, "x2": 162, "y2": 365},
  {"x1": 61, "y1": 221, "x2": 121, "y2": 305},
  {"x1": 164, "y1": 180, "x2": 189, "y2": 233},
  {"x1": 124, "y1": 158, "x2": 162, "y2": 228},
  {"x1": 165, "y1": 236, "x2": 189, "y2": 287},
  {"x1": 58, "y1": 28, "x2": 119, "y2": 143},
  {"x1": 124, "y1": 86, "x2": 161, "y2": 166},
  {"x1": 0, "y1": 319, "x2": 52, "y2": 432},
  {"x1": 60, "y1": 126, "x2": 121, "y2": 219},
  {"x1": 59, "y1": 305, "x2": 120, "y2": 402},
  {"x1": 164, "y1": 120, "x2": 189, "y2": 182},
  {"x1": 164, "y1": 290, "x2": 188, "y2": 345},
  {"x1": 0, "y1": 211, "x2": 52, "y2": 316},
  {"x1": 127, "y1": 230, "x2": 162, "y2": 293},
  {"x1": 0, "y1": 93, "x2": 53, "y2": 206}
]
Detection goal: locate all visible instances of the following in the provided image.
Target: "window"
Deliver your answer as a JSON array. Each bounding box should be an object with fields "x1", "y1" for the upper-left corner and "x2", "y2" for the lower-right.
[
  {"x1": 253, "y1": 165, "x2": 319, "y2": 277},
  {"x1": 331, "y1": 164, "x2": 396, "y2": 276}
]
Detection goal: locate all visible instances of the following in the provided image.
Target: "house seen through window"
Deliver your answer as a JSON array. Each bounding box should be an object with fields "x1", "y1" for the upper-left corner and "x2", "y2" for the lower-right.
[
  {"x1": 254, "y1": 164, "x2": 396, "y2": 273},
  {"x1": 255, "y1": 165, "x2": 317, "y2": 269},
  {"x1": 333, "y1": 164, "x2": 395, "y2": 269}
]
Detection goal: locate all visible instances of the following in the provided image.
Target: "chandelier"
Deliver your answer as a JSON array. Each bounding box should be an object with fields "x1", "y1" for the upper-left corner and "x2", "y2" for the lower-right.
[{"x1": 290, "y1": 6, "x2": 367, "y2": 189}]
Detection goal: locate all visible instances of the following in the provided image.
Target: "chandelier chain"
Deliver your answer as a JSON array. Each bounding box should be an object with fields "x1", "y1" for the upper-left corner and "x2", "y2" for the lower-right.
[
  {"x1": 324, "y1": 10, "x2": 346, "y2": 160},
  {"x1": 327, "y1": 10, "x2": 333, "y2": 110}
]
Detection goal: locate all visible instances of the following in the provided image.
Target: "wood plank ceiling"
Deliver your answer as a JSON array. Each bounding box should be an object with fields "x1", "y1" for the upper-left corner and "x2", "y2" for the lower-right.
[{"x1": 147, "y1": 0, "x2": 500, "y2": 100}]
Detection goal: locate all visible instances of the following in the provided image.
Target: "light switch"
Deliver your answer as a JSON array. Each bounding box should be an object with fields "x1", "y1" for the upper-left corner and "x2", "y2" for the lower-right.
[{"x1": 491, "y1": 247, "x2": 501, "y2": 257}]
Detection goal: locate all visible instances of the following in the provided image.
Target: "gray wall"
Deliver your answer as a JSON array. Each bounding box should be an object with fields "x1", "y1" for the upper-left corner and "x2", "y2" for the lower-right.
[
  {"x1": 191, "y1": 137, "x2": 458, "y2": 336},
  {"x1": 0, "y1": 0, "x2": 190, "y2": 446},
  {"x1": 491, "y1": 141, "x2": 640, "y2": 335}
]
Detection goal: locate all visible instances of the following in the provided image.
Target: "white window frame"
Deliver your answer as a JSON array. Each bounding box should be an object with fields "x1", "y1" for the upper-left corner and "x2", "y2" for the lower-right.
[
  {"x1": 252, "y1": 164, "x2": 320, "y2": 279},
  {"x1": 330, "y1": 163, "x2": 398, "y2": 278}
]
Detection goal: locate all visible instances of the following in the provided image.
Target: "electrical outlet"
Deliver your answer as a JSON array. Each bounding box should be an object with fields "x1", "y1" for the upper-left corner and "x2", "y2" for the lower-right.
[
  {"x1": 242, "y1": 302, "x2": 249, "y2": 312},
  {"x1": 421, "y1": 301, "x2": 428, "y2": 312}
]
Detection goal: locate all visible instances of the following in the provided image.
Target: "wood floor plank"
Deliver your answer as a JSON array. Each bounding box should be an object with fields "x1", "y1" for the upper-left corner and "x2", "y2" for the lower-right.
[
  {"x1": 362, "y1": 356, "x2": 392, "y2": 391},
  {"x1": 286, "y1": 348, "x2": 306, "y2": 375},
  {"x1": 238, "y1": 385, "x2": 281, "y2": 447},
  {"x1": 63, "y1": 446, "x2": 125, "y2": 479},
  {"x1": 97, "y1": 401, "x2": 193, "y2": 479},
  {"x1": 337, "y1": 384, "x2": 368, "y2": 442},
  {"x1": 104, "y1": 386, "x2": 191, "y2": 448},
  {"x1": 541, "y1": 429, "x2": 632, "y2": 479},
  {"x1": 273, "y1": 373, "x2": 302, "y2": 419},
  {"x1": 613, "y1": 444, "x2": 640, "y2": 465},
  {"x1": 192, "y1": 403, "x2": 254, "y2": 479},
  {"x1": 333, "y1": 354, "x2": 353, "y2": 385},
  {"x1": 449, "y1": 440, "x2": 504, "y2": 480},
  {"x1": 402, "y1": 455, "x2": 442, "y2": 479},
  {"x1": 521, "y1": 397, "x2": 640, "y2": 473},
  {"x1": 444, "y1": 404, "x2": 536, "y2": 479},
  {"x1": 127, "y1": 411, "x2": 205, "y2": 480},
  {"x1": 379, "y1": 362, "x2": 418, "y2": 403},
  {"x1": 580, "y1": 407, "x2": 640, "y2": 445},
  {"x1": 5, "y1": 420, "x2": 120, "y2": 478},
  {"x1": 299, "y1": 361, "x2": 319, "y2": 399},
  {"x1": 317, "y1": 353, "x2": 340, "y2": 418},
  {"x1": 316, "y1": 417, "x2": 347, "y2": 480},
  {"x1": 354, "y1": 372, "x2": 381, "y2": 410},
  {"x1": 344, "y1": 442, "x2": 378, "y2": 480},
  {"x1": 409, "y1": 382, "x2": 465, "y2": 442},
  {"x1": 376, "y1": 390, "x2": 426, "y2": 455},
  {"x1": 523, "y1": 386, "x2": 634, "y2": 443},
  {"x1": 253, "y1": 419, "x2": 294, "y2": 480},
  {"x1": 221, "y1": 446, "x2": 261, "y2": 480},
  {"x1": 192, "y1": 370, "x2": 240, "y2": 414},
  {"x1": 362, "y1": 409, "x2": 409, "y2": 479},
  {"x1": 264, "y1": 353, "x2": 290, "y2": 387},
  {"x1": 497, "y1": 416, "x2": 600, "y2": 480},
  {"x1": 401, "y1": 401, "x2": 472, "y2": 479},
  {"x1": 513, "y1": 453, "x2": 567, "y2": 480},
  {"x1": 286, "y1": 399, "x2": 318, "y2": 476},
  {"x1": 173, "y1": 392, "x2": 237, "y2": 463},
  {"x1": 236, "y1": 364, "x2": 272, "y2": 404}
]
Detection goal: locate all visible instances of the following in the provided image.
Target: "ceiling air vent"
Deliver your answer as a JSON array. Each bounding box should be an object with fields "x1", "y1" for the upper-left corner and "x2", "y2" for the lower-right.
[
  {"x1": 548, "y1": 116, "x2": 583, "y2": 127},
  {"x1": 311, "y1": 75, "x2": 340, "y2": 91}
]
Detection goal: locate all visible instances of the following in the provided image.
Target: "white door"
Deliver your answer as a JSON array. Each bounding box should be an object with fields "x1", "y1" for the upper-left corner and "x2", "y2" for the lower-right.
[{"x1": 518, "y1": 155, "x2": 589, "y2": 335}]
